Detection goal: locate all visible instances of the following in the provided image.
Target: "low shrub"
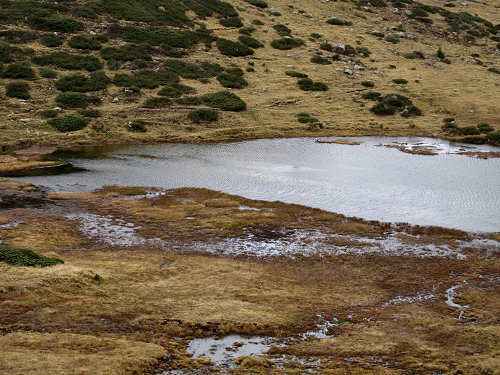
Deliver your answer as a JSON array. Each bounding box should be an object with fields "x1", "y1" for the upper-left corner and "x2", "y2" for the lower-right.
[
  {"x1": 0, "y1": 30, "x2": 38, "y2": 44},
  {"x1": 217, "y1": 69, "x2": 248, "y2": 89},
  {"x1": 392, "y1": 78, "x2": 408, "y2": 84},
  {"x1": 48, "y1": 115, "x2": 88, "y2": 132},
  {"x1": 220, "y1": 16, "x2": 243, "y2": 28},
  {"x1": 188, "y1": 109, "x2": 219, "y2": 123},
  {"x1": 144, "y1": 97, "x2": 172, "y2": 108},
  {"x1": 175, "y1": 96, "x2": 203, "y2": 105},
  {"x1": 158, "y1": 83, "x2": 195, "y2": 97},
  {"x1": 238, "y1": 35, "x2": 264, "y2": 48},
  {"x1": 487, "y1": 131, "x2": 500, "y2": 145},
  {"x1": 114, "y1": 70, "x2": 179, "y2": 89},
  {"x1": 326, "y1": 18, "x2": 352, "y2": 26},
  {"x1": 40, "y1": 33, "x2": 63, "y2": 47},
  {"x1": 358, "y1": 0, "x2": 387, "y2": 7},
  {"x1": 385, "y1": 34, "x2": 400, "y2": 44},
  {"x1": 245, "y1": 0, "x2": 268, "y2": 8},
  {"x1": 477, "y1": 123, "x2": 494, "y2": 133},
  {"x1": 361, "y1": 80, "x2": 375, "y2": 88},
  {"x1": 285, "y1": 71, "x2": 308, "y2": 78},
  {"x1": 362, "y1": 91, "x2": 381, "y2": 100},
  {"x1": 39, "y1": 68, "x2": 57, "y2": 78},
  {"x1": 239, "y1": 27, "x2": 256, "y2": 35},
  {"x1": 56, "y1": 93, "x2": 100, "y2": 108},
  {"x1": 127, "y1": 120, "x2": 147, "y2": 132},
  {"x1": 252, "y1": 19, "x2": 264, "y2": 25},
  {"x1": 1, "y1": 63, "x2": 36, "y2": 79},
  {"x1": 401, "y1": 105, "x2": 422, "y2": 117},
  {"x1": 437, "y1": 47, "x2": 445, "y2": 59},
  {"x1": 101, "y1": 44, "x2": 152, "y2": 61},
  {"x1": 488, "y1": 67, "x2": 500, "y2": 74},
  {"x1": 297, "y1": 112, "x2": 319, "y2": 123},
  {"x1": 5, "y1": 82, "x2": 30, "y2": 99},
  {"x1": 39, "y1": 109, "x2": 58, "y2": 118},
  {"x1": 56, "y1": 72, "x2": 110, "y2": 92},
  {"x1": 27, "y1": 15, "x2": 83, "y2": 33},
  {"x1": 216, "y1": 38, "x2": 254, "y2": 56},
  {"x1": 33, "y1": 52, "x2": 103, "y2": 71},
  {"x1": 370, "y1": 93, "x2": 420, "y2": 117},
  {"x1": 165, "y1": 59, "x2": 223, "y2": 79},
  {"x1": 78, "y1": 109, "x2": 101, "y2": 118},
  {"x1": 311, "y1": 54, "x2": 331, "y2": 65},
  {"x1": 370, "y1": 102, "x2": 397, "y2": 115},
  {"x1": 356, "y1": 47, "x2": 371, "y2": 56},
  {"x1": 297, "y1": 78, "x2": 328, "y2": 91},
  {"x1": 68, "y1": 35, "x2": 101, "y2": 50},
  {"x1": 201, "y1": 91, "x2": 247, "y2": 111},
  {"x1": 273, "y1": 24, "x2": 291, "y2": 36},
  {"x1": 271, "y1": 37, "x2": 304, "y2": 50},
  {"x1": 0, "y1": 243, "x2": 63, "y2": 267}
]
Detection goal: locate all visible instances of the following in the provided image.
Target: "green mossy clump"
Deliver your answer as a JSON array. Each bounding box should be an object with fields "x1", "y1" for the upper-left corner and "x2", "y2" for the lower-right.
[
  {"x1": 238, "y1": 35, "x2": 264, "y2": 48},
  {"x1": 188, "y1": 109, "x2": 219, "y2": 123},
  {"x1": 1, "y1": 63, "x2": 36, "y2": 79},
  {"x1": 245, "y1": 0, "x2": 268, "y2": 8},
  {"x1": 220, "y1": 16, "x2": 243, "y2": 28},
  {"x1": 39, "y1": 68, "x2": 57, "y2": 78},
  {"x1": 271, "y1": 37, "x2": 304, "y2": 50},
  {"x1": 55, "y1": 72, "x2": 110, "y2": 92},
  {"x1": 40, "y1": 33, "x2": 63, "y2": 47},
  {"x1": 311, "y1": 54, "x2": 331, "y2": 65},
  {"x1": 157, "y1": 83, "x2": 195, "y2": 98},
  {"x1": 68, "y1": 35, "x2": 101, "y2": 50},
  {"x1": 5, "y1": 82, "x2": 31, "y2": 99},
  {"x1": 392, "y1": 78, "x2": 408, "y2": 84},
  {"x1": 114, "y1": 70, "x2": 179, "y2": 89},
  {"x1": 56, "y1": 93, "x2": 101, "y2": 108},
  {"x1": 48, "y1": 115, "x2": 89, "y2": 132},
  {"x1": 326, "y1": 18, "x2": 352, "y2": 26},
  {"x1": 216, "y1": 69, "x2": 248, "y2": 89},
  {"x1": 201, "y1": 91, "x2": 247, "y2": 111},
  {"x1": 144, "y1": 96, "x2": 172, "y2": 108},
  {"x1": 297, "y1": 78, "x2": 328, "y2": 91},
  {"x1": 0, "y1": 244, "x2": 63, "y2": 267},
  {"x1": 216, "y1": 38, "x2": 254, "y2": 56},
  {"x1": 127, "y1": 120, "x2": 147, "y2": 132},
  {"x1": 273, "y1": 24, "x2": 292, "y2": 36},
  {"x1": 101, "y1": 44, "x2": 152, "y2": 61},
  {"x1": 78, "y1": 109, "x2": 101, "y2": 118},
  {"x1": 33, "y1": 52, "x2": 103, "y2": 71},
  {"x1": 0, "y1": 30, "x2": 38, "y2": 44},
  {"x1": 165, "y1": 60, "x2": 223, "y2": 79},
  {"x1": 285, "y1": 71, "x2": 308, "y2": 78}
]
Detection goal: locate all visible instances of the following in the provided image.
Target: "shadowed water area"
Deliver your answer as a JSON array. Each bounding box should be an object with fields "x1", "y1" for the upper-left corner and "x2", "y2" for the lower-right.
[{"x1": 18, "y1": 137, "x2": 500, "y2": 232}]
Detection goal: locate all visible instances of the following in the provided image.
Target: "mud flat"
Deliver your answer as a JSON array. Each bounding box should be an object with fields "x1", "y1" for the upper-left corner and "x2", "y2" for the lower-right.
[{"x1": 0, "y1": 182, "x2": 499, "y2": 374}]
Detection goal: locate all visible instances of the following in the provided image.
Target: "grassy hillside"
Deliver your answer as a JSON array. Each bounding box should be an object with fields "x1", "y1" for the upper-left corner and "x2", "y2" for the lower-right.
[{"x1": 0, "y1": 0, "x2": 498, "y2": 148}]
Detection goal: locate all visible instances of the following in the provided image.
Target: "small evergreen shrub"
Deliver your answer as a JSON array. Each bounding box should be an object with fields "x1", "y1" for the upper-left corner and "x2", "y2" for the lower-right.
[
  {"x1": 0, "y1": 30, "x2": 38, "y2": 44},
  {"x1": 114, "y1": 70, "x2": 179, "y2": 89},
  {"x1": 40, "y1": 33, "x2": 63, "y2": 47},
  {"x1": 245, "y1": 0, "x2": 268, "y2": 8},
  {"x1": 286, "y1": 71, "x2": 308, "y2": 78},
  {"x1": 5, "y1": 82, "x2": 30, "y2": 99},
  {"x1": 188, "y1": 109, "x2": 219, "y2": 123},
  {"x1": 477, "y1": 123, "x2": 494, "y2": 133},
  {"x1": 271, "y1": 37, "x2": 304, "y2": 50},
  {"x1": 326, "y1": 18, "x2": 352, "y2": 26},
  {"x1": 239, "y1": 27, "x2": 256, "y2": 35},
  {"x1": 27, "y1": 15, "x2": 83, "y2": 33},
  {"x1": 175, "y1": 96, "x2": 203, "y2": 105},
  {"x1": 356, "y1": 47, "x2": 371, "y2": 56},
  {"x1": 48, "y1": 115, "x2": 88, "y2": 132},
  {"x1": 238, "y1": 35, "x2": 264, "y2": 48},
  {"x1": 127, "y1": 120, "x2": 147, "y2": 132},
  {"x1": 101, "y1": 44, "x2": 152, "y2": 61},
  {"x1": 361, "y1": 80, "x2": 375, "y2": 88},
  {"x1": 39, "y1": 109, "x2": 58, "y2": 118},
  {"x1": 165, "y1": 59, "x2": 223, "y2": 79},
  {"x1": 297, "y1": 112, "x2": 319, "y2": 123},
  {"x1": 33, "y1": 52, "x2": 103, "y2": 71},
  {"x1": 68, "y1": 35, "x2": 101, "y2": 50},
  {"x1": 55, "y1": 72, "x2": 110, "y2": 92},
  {"x1": 252, "y1": 19, "x2": 264, "y2": 25},
  {"x1": 144, "y1": 97, "x2": 172, "y2": 108},
  {"x1": 297, "y1": 78, "x2": 328, "y2": 91},
  {"x1": 201, "y1": 91, "x2": 247, "y2": 111},
  {"x1": 216, "y1": 38, "x2": 254, "y2": 56},
  {"x1": 437, "y1": 47, "x2": 445, "y2": 59},
  {"x1": 488, "y1": 67, "x2": 500, "y2": 74},
  {"x1": 0, "y1": 244, "x2": 63, "y2": 267},
  {"x1": 392, "y1": 78, "x2": 408, "y2": 84},
  {"x1": 158, "y1": 83, "x2": 195, "y2": 97},
  {"x1": 362, "y1": 91, "x2": 381, "y2": 100},
  {"x1": 385, "y1": 34, "x2": 400, "y2": 44},
  {"x1": 220, "y1": 17, "x2": 243, "y2": 28},
  {"x1": 311, "y1": 54, "x2": 331, "y2": 65},
  {"x1": 487, "y1": 131, "x2": 500, "y2": 145},
  {"x1": 56, "y1": 93, "x2": 100, "y2": 108},
  {"x1": 273, "y1": 24, "x2": 291, "y2": 36},
  {"x1": 78, "y1": 109, "x2": 101, "y2": 118},
  {"x1": 1, "y1": 63, "x2": 36, "y2": 79},
  {"x1": 401, "y1": 105, "x2": 422, "y2": 117},
  {"x1": 370, "y1": 102, "x2": 397, "y2": 115},
  {"x1": 39, "y1": 68, "x2": 57, "y2": 78}
]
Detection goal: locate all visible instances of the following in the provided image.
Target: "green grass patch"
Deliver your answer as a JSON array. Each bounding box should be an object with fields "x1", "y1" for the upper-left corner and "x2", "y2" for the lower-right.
[
  {"x1": 326, "y1": 18, "x2": 352, "y2": 26},
  {"x1": 127, "y1": 120, "x2": 147, "y2": 132},
  {"x1": 78, "y1": 109, "x2": 102, "y2": 118},
  {"x1": 0, "y1": 30, "x2": 38, "y2": 44},
  {"x1": 216, "y1": 69, "x2": 248, "y2": 89},
  {"x1": 245, "y1": 0, "x2": 268, "y2": 8},
  {"x1": 220, "y1": 16, "x2": 243, "y2": 28},
  {"x1": 27, "y1": 14, "x2": 83, "y2": 33},
  {"x1": 39, "y1": 68, "x2": 57, "y2": 78},
  {"x1": 0, "y1": 243, "x2": 63, "y2": 267}
]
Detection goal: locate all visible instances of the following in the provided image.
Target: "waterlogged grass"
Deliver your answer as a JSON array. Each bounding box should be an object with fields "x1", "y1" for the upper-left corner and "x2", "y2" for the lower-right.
[{"x1": 0, "y1": 244, "x2": 63, "y2": 267}]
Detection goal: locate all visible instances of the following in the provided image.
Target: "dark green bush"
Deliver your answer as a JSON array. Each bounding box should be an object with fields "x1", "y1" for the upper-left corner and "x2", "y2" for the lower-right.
[
  {"x1": 271, "y1": 37, "x2": 304, "y2": 50},
  {"x1": 73, "y1": 6, "x2": 98, "y2": 19},
  {"x1": 1, "y1": 63, "x2": 36, "y2": 79},
  {"x1": 358, "y1": 0, "x2": 387, "y2": 7},
  {"x1": 385, "y1": 34, "x2": 400, "y2": 44},
  {"x1": 487, "y1": 131, "x2": 500, "y2": 145},
  {"x1": 55, "y1": 72, "x2": 110, "y2": 92},
  {"x1": 175, "y1": 96, "x2": 203, "y2": 105},
  {"x1": 201, "y1": 91, "x2": 247, "y2": 111},
  {"x1": 488, "y1": 67, "x2": 500, "y2": 74},
  {"x1": 188, "y1": 109, "x2": 219, "y2": 123},
  {"x1": 437, "y1": 47, "x2": 445, "y2": 59},
  {"x1": 311, "y1": 54, "x2": 331, "y2": 65},
  {"x1": 48, "y1": 115, "x2": 88, "y2": 132},
  {"x1": 356, "y1": 47, "x2": 371, "y2": 56},
  {"x1": 68, "y1": 35, "x2": 101, "y2": 50},
  {"x1": 158, "y1": 83, "x2": 196, "y2": 97},
  {"x1": 238, "y1": 35, "x2": 264, "y2": 48},
  {"x1": 252, "y1": 19, "x2": 264, "y2": 25},
  {"x1": 27, "y1": 15, "x2": 83, "y2": 33},
  {"x1": 216, "y1": 71, "x2": 248, "y2": 89},
  {"x1": 286, "y1": 71, "x2": 308, "y2": 78},
  {"x1": 220, "y1": 17, "x2": 243, "y2": 28},
  {"x1": 297, "y1": 78, "x2": 328, "y2": 91},
  {"x1": 144, "y1": 97, "x2": 172, "y2": 108},
  {"x1": 245, "y1": 0, "x2": 268, "y2": 8},
  {"x1": 39, "y1": 109, "x2": 59, "y2": 118},
  {"x1": 392, "y1": 78, "x2": 408, "y2": 84},
  {"x1": 78, "y1": 109, "x2": 101, "y2": 118},
  {"x1": 40, "y1": 33, "x2": 63, "y2": 47},
  {"x1": 101, "y1": 44, "x2": 152, "y2": 61},
  {"x1": 370, "y1": 102, "x2": 396, "y2": 115},
  {"x1": 477, "y1": 123, "x2": 494, "y2": 133},
  {"x1": 0, "y1": 42, "x2": 22, "y2": 63},
  {"x1": 114, "y1": 70, "x2": 179, "y2": 89},
  {"x1": 239, "y1": 26, "x2": 256, "y2": 35},
  {"x1": 127, "y1": 120, "x2": 147, "y2": 132},
  {"x1": 273, "y1": 24, "x2": 291, "y2": 36},
  {"x1": 401, "y1": 105, "x2": 422, "y2": 117},
  {"x1": 165, "y1": 59, "x2": 223, "y2": 79},
  {"x1": 326, "y1": 18, "x2": 352, "y2": 26},
  {"x1": 39, "y1": 68, "x2": 57, "y2": 78},
  {"x1": 297, "y1": 112, "x2": 319, "y2": 123},
  {"x1": 56, "y1": 93, "x2": 100, "y2": 108},
  {"x1": 0, "y1": 243, "x2": 63, "y2": 267},
  {"x1": 5, "y1": 82, "x2": 30, "y2": 99},
  {"x1": 382, "y1": 94, "x2": 411, "y2": 107},
  {"x1": 0, "y1": 30, "x2": 38, "y2": 44},
  {"x1": 361, "y1": 80, "x2": 375, "y2": 88},
  {"x1": 362, "y1": 91, "x2": 381, "y2": 100},
  {"x1": 216, "y1": 38, "x2": 254, "y2": 56},
  {"x1": 33, "y1": 52, "x2": 103, "y2": 71}
]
